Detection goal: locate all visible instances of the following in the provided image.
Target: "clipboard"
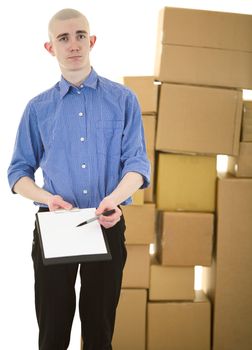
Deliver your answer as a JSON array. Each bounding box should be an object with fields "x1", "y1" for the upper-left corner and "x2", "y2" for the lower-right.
[{"x1": 35, "y1": 208, "x2": 111, "y2": 265}]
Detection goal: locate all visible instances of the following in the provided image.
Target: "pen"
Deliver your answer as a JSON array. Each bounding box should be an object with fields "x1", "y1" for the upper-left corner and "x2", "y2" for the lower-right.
[{"x1": 76, "y1": 209, "x2": 116, "y2": 227}]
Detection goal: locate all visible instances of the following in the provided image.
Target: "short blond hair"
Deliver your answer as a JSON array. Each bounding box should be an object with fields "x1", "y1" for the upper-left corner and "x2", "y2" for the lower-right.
[{"x1": 48, "y1": 8, "x2": 89, "y2": 38}]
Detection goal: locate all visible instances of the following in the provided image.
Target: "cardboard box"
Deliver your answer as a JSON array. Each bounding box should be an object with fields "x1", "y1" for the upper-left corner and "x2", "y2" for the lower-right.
[
  {"x1": 227, "y1": 142, "x2": 252, "y2": 178},
  {"x1": 158, "y1": 7, "x2": 252, "y2": 51},
  {"x1": 122, "y1": 245, "x2": 150, "y2": 288},
  {"x1": 113, "y1": 289, "x2": 147, "y2": 350},
  {"x1": 202, "y1": 177, "x2": 252, "y2": 350},
  {"x1": 132, "y1": 190, "x2": 144, "y2": 205},
  {"x1": 156, "y1": 153, "x2": 217, "y2": 212},
  {"x1": 242, "y1": 101, "x2": 252, "y2": 142},
  {"x1": 156, "y1": 84, "x2": 242, "y2": 155},
  {"x1": 157, "y1": 212, "x2": 214, "y2": 266},
  {"x1": 242, "y1": 123, "x2": 252, "y2": 142},
  {"x1": 155, "y1": 7, "x2": 252, "y2": 88},
  {"x1": 142, "y1": 115, "x2": 156, "y2": 202},
  {"x1": 149, "y1": 263, "x2": 195, "y2": 301},
  {"x1": 155, "y1": 44, "x2": 252, "y2": 89},
  {"x1": 122, "y1": 204, "x2": 155, "y2": 244},
  {"x1": 235, "y1": 142, "x2": 252, "y2": 177},
  {"x1": 123, "y1": 76, "x2": 158, "y2": 114},
  {"x1": 144, "y1": 149, "x2": 155, "y2": 203},
  {"x1": 147, "y1": 290, "x2": 211, "y2": 350},
  {"x1": 142, "y1": 115, "x2": 156, "y2": 151}
]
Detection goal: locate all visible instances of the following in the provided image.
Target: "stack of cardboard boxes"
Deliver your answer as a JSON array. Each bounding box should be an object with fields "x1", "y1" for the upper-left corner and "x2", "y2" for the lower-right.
[
  {"x1": 202, "y1": 99, "x2": 252, "y2": 349},
  {"x1": 112, "y1": 77, "x2": 158, "y2": 350},
  {"x1": 82, "y1": 7, "x2": 252, "y2": 350},
  {"x1": 123, "y1": 76, "x2": 158, "y2": 205},
  {"x1": 153, "y1": 7, "x2": 252, "y2": 350},
  {"x1": 154, "y1": 7, "x2": 252, "y2": 89}
]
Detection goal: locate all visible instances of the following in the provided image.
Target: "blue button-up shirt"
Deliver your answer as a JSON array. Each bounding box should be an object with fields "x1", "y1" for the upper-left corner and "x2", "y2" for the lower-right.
[{"x1": 8, "y1": 69, "x2": 150, "y2": 208}]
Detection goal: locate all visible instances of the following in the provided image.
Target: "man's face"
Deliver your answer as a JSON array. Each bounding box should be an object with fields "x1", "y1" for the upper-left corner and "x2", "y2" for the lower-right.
[{"x1": 45, "y1": 16, "x2": 95, "y2": 73}]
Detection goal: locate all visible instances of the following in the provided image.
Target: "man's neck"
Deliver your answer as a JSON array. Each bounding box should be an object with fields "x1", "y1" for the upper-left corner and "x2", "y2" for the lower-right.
[{"x1": 61, "y1": 66, "x2": 92, "y2": 87}]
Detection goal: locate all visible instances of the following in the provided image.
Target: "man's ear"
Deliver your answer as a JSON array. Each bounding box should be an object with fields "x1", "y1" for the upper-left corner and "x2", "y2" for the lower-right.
[
  {"x1": 89, "y1": 35, "x2": 96, "y2": 50},
  {"x1": 44, "y1": 42, "x2": 55, "y2": 56}
]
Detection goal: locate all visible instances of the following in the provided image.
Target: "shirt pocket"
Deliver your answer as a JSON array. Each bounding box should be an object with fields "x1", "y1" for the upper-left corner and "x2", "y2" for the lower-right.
[{"x1": 96, "y1": 120, "x2": 124, "y2": 157}]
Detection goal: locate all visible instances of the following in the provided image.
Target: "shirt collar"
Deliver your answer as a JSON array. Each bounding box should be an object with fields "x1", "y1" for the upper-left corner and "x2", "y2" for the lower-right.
[{"x1": 59, "y1": 68, "x2": 98, "y2": 99}]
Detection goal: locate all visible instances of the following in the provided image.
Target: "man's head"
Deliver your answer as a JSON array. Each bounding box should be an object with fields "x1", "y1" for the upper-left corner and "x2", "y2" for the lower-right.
[
  {"x1": 45, "y1": 8, "x2": 96, "y2": 80},
  {"x1": 48, "y1": 9, "x2": 90, "y2": 40}
]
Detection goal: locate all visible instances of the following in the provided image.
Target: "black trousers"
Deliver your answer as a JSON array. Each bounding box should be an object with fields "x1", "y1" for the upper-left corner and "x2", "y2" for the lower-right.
[{"x1": 32, "y1": 208, "x2": 127, "y2": 350}]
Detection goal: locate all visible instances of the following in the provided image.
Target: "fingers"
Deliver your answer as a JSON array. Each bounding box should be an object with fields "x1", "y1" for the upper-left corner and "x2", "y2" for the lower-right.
[
  {"x1": 96, "y1": 200, "x2": 122, "y2": 228},
  {"x1": 99, "y1": 217, "x2": 121, "y2": 229},
  {"x1": 48, "y1": 195, "x2": 73, "y2": 211},
  {"x1": 98, "y1": 209, "x2": 121, "y2": 228}
]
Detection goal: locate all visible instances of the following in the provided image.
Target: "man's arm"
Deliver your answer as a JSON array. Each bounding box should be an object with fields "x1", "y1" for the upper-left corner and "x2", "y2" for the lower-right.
[
  {"x1": 107, "y1": 171, "x2": 143, "y2": 205},
  {"x1": 96, "y1": 171, "x2": 143, "y2": 228},
  {"x1": 13, "y1": 176, "x2": 73, "y2": 211},
  {"x1": 96, "y1": 90, "x2": 151, "y2": 228}
]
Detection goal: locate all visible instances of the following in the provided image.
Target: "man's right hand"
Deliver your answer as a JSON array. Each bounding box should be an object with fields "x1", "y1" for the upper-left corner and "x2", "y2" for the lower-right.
[{"x1": 47, "y1": 195, "x2": 73, "y2": 211}]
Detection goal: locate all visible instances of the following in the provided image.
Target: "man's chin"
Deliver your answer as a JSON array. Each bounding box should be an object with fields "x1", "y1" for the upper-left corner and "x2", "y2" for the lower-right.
[{"x1": 67, "y1": 65, "x2": 84, "y2": 72}]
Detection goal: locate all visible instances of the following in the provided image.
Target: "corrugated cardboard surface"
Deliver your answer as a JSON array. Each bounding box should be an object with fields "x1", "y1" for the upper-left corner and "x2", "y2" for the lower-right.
[
  {"x1": 123, "y1": 76, "x2": 158, "y2": 114},
  {"x1": 142, "y1": 115, "x2": 156, "y2": 151},
  {"x1": 155, "y1": 7, "x2": 252, "y2": 88},
  {"x1": 242, "y1": 101, "x2": 252, "y2": 142},
  {"x1": 156, "y1": 153, "x2": 217, "y2": 212},
  {"x1": 147, "y1": 290, "x2": 211, "y2": 350},
  {"x1": 156, "y1": 84, "x2": 242, "y2": 155},
  {"x1": 236, "y1": 142, "x2": 252, "y2": 177},
  {"x1": 242, "y1": 120, "x2": 252, "y2": 142},
  {"x1": 122, "y1": 245, "x2": 150, "y2": 288},
  {"x1": 113, "y1": 289, "x2": 147, "y2": 350},
  {"x1": 157, "y1": 212, "x2": 214, "y2": 266},
  {"x1": 149, "y1": 263, "x2": 195, "y2": 301},
  {"x1": 132, "y1": 189, "x2": 144, "y2": 205},
  {"x1": 155, "y1": 44, "x2": 252, "y2": 89},
  {"x1": 123, "y1": 204, "x2": 156, "y2": 244},
  {"x1": 142, "y1": 115, "x2": 156, "y2": 202},
  {"x1": 228, "y1": 142, "x2": 252, "y2": 178},
  {"x1": 202, "y1": 177, "x2": 252, "y2": 350},
  {"x1": 144, "y1": 149, "x2": 155, "y2": 203},
  {"x1": 159, "y1": 7, "x2": 252, "y2": 51}
]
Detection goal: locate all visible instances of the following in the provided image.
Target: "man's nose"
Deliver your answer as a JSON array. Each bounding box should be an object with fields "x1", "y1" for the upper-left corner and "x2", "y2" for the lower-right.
[{"x1": 69, "y1": 39, "x2": 80, "y2": 51}]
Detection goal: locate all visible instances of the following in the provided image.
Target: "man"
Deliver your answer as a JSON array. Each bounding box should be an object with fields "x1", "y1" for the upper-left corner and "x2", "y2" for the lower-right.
[{"x1": 7, "y1": 8, "x2": 150, "y2": 350}]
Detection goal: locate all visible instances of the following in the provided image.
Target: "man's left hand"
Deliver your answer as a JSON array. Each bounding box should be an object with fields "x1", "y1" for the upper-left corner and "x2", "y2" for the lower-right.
[{"x1": 96, "y1": 197, "x2": 121, "y2": 228}]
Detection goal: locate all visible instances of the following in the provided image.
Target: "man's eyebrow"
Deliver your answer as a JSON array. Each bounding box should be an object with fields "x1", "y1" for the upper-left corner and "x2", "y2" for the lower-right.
[
  {"x1": 76, "y1": 30, "x2": 88, "y2": 35},
  {"x1": 56, "y1": 33, "x2": 69, "y2": 39},
  {"x1": 56, "y1": 30, "x2": 88, "y2": 40}
]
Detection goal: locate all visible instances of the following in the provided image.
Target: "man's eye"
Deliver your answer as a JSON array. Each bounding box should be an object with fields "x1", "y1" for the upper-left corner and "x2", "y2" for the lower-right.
[
  {"x1": 78, "y1": 34, "x2": 86, "y2": 40},
  {"x1": 59, "y1": 37, "x2": 68, "y2": 42}
]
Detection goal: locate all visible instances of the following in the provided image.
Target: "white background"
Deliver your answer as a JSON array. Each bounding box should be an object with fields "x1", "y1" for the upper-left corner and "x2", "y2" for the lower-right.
[{"x1": 1, "y1": 0, "x2": 252, "y2": 348}]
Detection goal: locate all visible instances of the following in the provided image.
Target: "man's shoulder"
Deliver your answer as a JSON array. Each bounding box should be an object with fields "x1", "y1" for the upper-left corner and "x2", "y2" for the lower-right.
[
  {"x1": 29, "y1": 82, "x2": 59, "y2": 106},
  {"x1": 98, "y1": 75, "x2": 135, "y2": 98}
]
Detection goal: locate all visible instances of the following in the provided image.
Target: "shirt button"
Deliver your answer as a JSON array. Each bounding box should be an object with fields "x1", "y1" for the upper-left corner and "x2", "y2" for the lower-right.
[
  {"x1": 79, "y1": 112, "x2": 84, "y2": 117},
  {"x1": 81, "y1": 164, "x2": 86, "y2": 169},
  {"x1": 77, "y1": 91, "x2": 81, "y2": 95},
  {"x1": 83, "y1": 189, "x2": 88, "y2": 194},
  {"x1": 80, "y1": 137, "x2": 85, "y2": 142},
  {"x1": 80, "y1": 84, "x2": 84, "y2": 88}
]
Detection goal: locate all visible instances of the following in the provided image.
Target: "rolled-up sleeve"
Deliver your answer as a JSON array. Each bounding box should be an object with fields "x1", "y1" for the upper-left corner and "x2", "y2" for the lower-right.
[
  {"x1": 120, "y1": 92, "x2": 151, "y2": 189},
  {"x1": 7, "y1": 101, "x2": 43, "y2": 192}
]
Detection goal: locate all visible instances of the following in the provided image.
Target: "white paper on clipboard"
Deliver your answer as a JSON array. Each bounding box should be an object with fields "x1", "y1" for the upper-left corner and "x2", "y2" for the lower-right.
[{"x1": 36, "y1": 208, "x2": 111, "y2": 265}]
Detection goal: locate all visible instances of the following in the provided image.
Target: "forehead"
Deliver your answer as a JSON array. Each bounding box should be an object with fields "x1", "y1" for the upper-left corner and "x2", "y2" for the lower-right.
[{"x1": 50, "y1": 16, "x2": 89, "y2": 38}]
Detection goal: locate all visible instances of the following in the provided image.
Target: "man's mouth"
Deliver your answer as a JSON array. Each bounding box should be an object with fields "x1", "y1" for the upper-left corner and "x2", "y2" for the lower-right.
[{"x1": 68, "y1": 55, "x2": 82, "y2": 59}]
